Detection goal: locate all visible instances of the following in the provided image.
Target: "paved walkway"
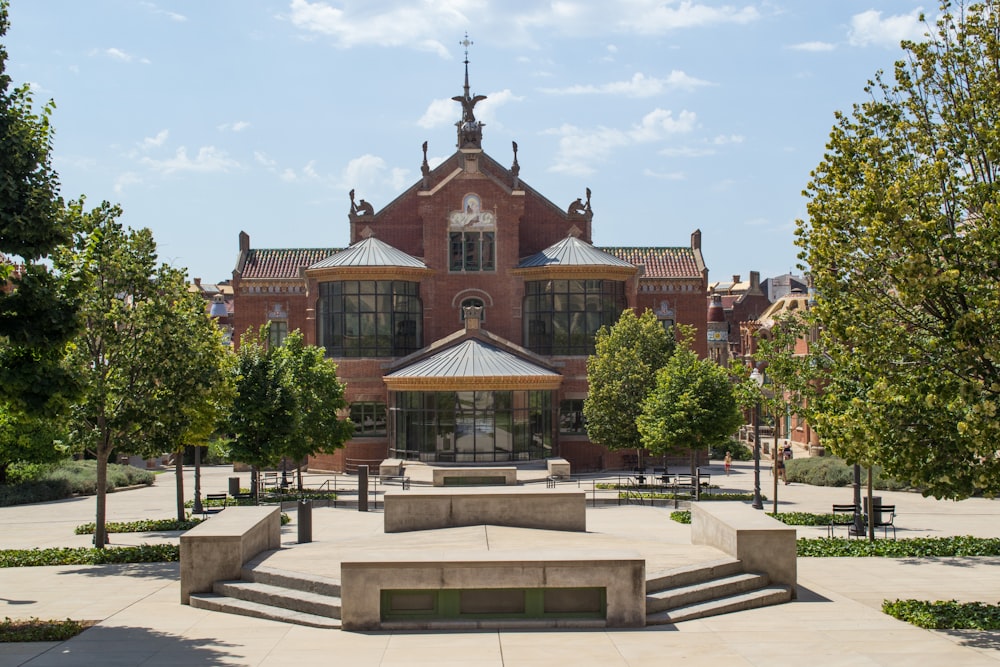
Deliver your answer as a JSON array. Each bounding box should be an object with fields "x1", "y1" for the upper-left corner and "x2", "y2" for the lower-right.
[{"x1": 1, "y1": 461, "x2": 1000, "y2": 666}]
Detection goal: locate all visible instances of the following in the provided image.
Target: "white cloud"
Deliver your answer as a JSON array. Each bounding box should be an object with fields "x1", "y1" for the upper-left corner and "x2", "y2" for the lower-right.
[
  {"x1": 617, "y1": 1, "x2": 760, "y2": 34},
  {"x1": 254, "y1": 151, "x2": 277, "y2": 168},
  {"x1": 418, "y1": 89, "x2": 522, "y2": 129},
  {"x1": 643, "y1": 168, "x2": 685, "y2": 180},
  {"x1": 101, "y1": 47, "x2": 151, "y2": 64},
  {"x1": 140, "y1": 146, "x2": 240, "y2": 175},
  {"x1": 141, "y1": 2, "x2": 187, "y2": 21},
  {"x1": 712, "y1": 134, "x2": 743, "y2": 145},
  {"x1": 848, "y1": 9, "x2": 926, "y2": 48},
  {"x1": 660, "y1": 146, "x2": 715, "y2": 157},
  {"x1": 343, "y1": 154, "x2": 388, "y2": 185},
  {"x1": 541, "y1": 71, "x2": 711, "y2": 97},
  {"x1": 218, "y1": 121, "x2": 251, "y2": 132},
  {"x1": 286, "y1": 0, "x2": 465, "y2": 56},
  {"x1": 789, "y1": 41, "x2": 835, "y2": 52},
  {"x1": 140, "y1": 129, "x2": 169, "y2": 150},
  {"x1": 114, "y1": 172, "x2": 142, "y2": 194},
  {"x1": 547, "y1": 108, "x2": 697, "y2": 176}
]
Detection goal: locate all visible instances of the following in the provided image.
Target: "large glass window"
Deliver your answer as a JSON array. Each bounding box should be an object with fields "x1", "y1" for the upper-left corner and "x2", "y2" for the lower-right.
[
  {"x1": 390, "y1": 390, "x2": 552, "y2": 462},
  {"x1": 522, "y1": 279, "x2": 627, "y2": 355},
  {"x1": 559, "y1": 399, "x2": 586, "y2": 435},
  {"x1": 449, "y1": 231, "x2": 495, "y2": 272},
  {"x1": 317, "y1": 281, "x2": 422, "y2": 357},
  {"x1": 350, "y1": 402, "x2": 386, "y2": 438}
]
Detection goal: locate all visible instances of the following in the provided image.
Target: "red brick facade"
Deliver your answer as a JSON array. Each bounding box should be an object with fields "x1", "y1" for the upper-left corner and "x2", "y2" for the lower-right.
[{"x1": 231, "y1": 77, "x2": 710, "y2": 473}]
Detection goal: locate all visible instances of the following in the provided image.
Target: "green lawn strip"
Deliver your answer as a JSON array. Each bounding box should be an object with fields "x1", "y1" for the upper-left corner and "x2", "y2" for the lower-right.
[
  {"x1": 883, "y1": 599, "x2": 1000, "y2": 629},
  {"x1": 0, "y1": 544, "x2": 179, "y2": 568},
  {"x1": 0, "y1": 617, "x2": 92, "y2": 642}
]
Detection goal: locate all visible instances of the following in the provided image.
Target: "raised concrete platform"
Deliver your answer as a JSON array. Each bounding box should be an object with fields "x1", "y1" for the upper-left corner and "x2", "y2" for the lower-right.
[
  {"x1": 431, "y1": 466, "x2": 518, "y2": 486},
  {"x1": 383, "y1": 487, "x2": 586, "y2": 533}
]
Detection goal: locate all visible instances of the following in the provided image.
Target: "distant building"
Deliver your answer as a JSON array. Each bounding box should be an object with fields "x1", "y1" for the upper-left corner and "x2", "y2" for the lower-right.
[
  {"x1": 230, "y1": 58, "x2": 711, "y2": 473},
  {"x1": 189, "y1": 278, "x2": 234, "y2": 346},
  {"x1": 707, "y1": 271, "x2": 769, "y2": 360}
]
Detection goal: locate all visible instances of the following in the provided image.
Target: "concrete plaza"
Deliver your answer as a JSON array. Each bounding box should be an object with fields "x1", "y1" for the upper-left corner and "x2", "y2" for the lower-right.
[{"x1": 2, "y1": 460, "x2": 1000, "y2": 666}]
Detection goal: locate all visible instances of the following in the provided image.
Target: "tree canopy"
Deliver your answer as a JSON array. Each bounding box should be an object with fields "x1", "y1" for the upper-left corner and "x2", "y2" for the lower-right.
[
  {"x1": 0, "y1": 0, "x2": 79, "y2": 414},
  {"x1": 796, "y1": 0, "x2": 1000, "y2": 499},
  {"x1": 637, "y1": 328, "x2": 742, "y2": 461},
  {"x1": 584, "y1": 309, "x2": 675, "y2": 452}
]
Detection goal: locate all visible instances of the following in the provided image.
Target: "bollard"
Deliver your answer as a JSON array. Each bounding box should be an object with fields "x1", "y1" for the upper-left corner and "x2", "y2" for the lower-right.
[
  {"x1": 228, "y1": 476, "x2": 240, "y2": 497},
  {"x1": 358, "y1": 465, "x2": 369, "y2": 512},
  {"x1": 297, "y1": 500, "x2": 313, "y2": 543}
]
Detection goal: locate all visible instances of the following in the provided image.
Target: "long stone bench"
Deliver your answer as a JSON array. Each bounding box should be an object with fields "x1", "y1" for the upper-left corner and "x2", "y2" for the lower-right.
[
  {"x1": 180, "y1": 506, "x2": 281, "y2": 604},
  {"x1": 340, "y1": 551, "x2": 645, "y2": 630},
  {"x1": 690, "y1": 502, "x2": 797, "y2": 597},
  {"x1": 384, "y1": 488, "x2": 586, "y2": 533},
  {"x1": 431, "y1": 466, "x2": 517, "y2": 486}
]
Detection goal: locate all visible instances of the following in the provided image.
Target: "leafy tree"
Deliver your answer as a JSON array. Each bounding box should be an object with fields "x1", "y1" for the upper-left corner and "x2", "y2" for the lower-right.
[
  {"x1": 637, "y1": 327, "x2": 742, "y2": 472},
  {"x1": 227, "y1": 328, "x2": 296, "y2": 494},
  {"x1": 54, "y1": 200, "x2": 211, "y2": 546},
  {"x1": 276, "y1": 331, "x2": 352, "y2": 489},
  {"x1": 796, "y1": 1, "x2": 1000, "y2": 499},
  {"x1": 0, "y1": 403, "x2": 66, "y2": 484},
  {"x1": 130, "y1": 267, "x2": 232, "y2": 520},
  {"x1": 584, "y1": 309, "x2": 675, "y2": 461},
  {"x1": 0, "y1": 0, "x2": 79, "y2": 414},
  {"x1": 227, "y1": 327, "x2": 352, "y2": 494}
]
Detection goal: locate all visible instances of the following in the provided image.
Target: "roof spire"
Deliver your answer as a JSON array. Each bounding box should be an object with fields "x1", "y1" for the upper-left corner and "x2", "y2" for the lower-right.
[{"x1": 453, "y1": 32, "x2": 486, "y2": 149}]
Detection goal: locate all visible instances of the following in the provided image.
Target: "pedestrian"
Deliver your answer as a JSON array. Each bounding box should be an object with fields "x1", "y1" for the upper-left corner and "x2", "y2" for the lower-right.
[{"x1": 724, "y1": 451, "x2": 732, "y2": 476}]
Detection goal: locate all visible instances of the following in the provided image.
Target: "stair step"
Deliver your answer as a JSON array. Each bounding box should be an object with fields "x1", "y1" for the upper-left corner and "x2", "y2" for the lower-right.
[
  {"x1": 213, "y1": 580, "x2": 341, "y2": 618},
  {"x1": 241, "y1": 560, "x2": 342, "y2": 598},
  {"x1": 646, "y1": 585, "x2": 793, "y2": 625},
  {"x1": 646, "y1": 558, "x2": 743, "y2": 593},
  {"x1": 190, "y1": 593, "x2": 342, "y2": 629},
  {"x1": 646, "y1": 572, "x2": 769, "y2": 613}
]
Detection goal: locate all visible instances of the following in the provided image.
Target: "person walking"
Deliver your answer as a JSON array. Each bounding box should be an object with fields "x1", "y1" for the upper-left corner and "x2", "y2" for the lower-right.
[{"x1": 724, "y1": 451, "x2": 732, "y2": 476}]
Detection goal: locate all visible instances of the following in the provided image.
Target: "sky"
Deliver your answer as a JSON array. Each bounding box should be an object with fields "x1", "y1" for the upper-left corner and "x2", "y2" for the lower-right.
[{"x1": 4, "y1": 1, "x2": 934, "y2": 285}]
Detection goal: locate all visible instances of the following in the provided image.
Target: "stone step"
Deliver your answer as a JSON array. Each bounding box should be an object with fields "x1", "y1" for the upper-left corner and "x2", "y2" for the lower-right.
[
  {"x1": 241, "y1": 559, "x2": 342, "y2": 598},
  {"x1": 213, "y1": 580, "x2": 341, "y2": 619},
  {"x1": 646, "y1": 572, "x2": 769, "y2": 613},
  {"x1": 645, "y1": 558, "x2": 744, "y2": 594},
  {"x1": 189, "y1": 593, "x2": 342, "y2": 629},
  {"x1": 646, "y1": 585, "x2": 793, "y2": 625}
]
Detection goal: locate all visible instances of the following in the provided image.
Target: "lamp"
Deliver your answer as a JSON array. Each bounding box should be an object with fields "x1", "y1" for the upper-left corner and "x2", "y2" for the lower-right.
[{"x1": 750, "y1": 366, "x2": 764, "y2": 510}]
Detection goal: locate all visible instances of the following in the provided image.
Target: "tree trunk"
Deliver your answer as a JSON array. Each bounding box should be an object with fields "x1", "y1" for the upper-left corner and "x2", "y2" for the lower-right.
[
  {"x1": 94, "y1": 438, "x2": 111, "y2": 550},
  {"x1": 175, "y1": 454, "x2": 185, "y2": 522},
  {"x1": 867, "y1": 467, "x2": 875, "y2": 542}
]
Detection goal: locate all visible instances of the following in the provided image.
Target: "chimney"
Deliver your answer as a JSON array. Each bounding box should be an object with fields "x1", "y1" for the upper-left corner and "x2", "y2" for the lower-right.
[
  {"x1": 194, "y1": 277, "x2": 202, "y2": 287},
  {"x1": 732, "y1": 274, "x2": 740, "y2": 284}
]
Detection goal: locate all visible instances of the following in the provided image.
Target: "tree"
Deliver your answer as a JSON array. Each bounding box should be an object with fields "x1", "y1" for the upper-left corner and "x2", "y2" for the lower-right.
[
  {"x1": 227, "y1": 327, "x2": 352, "y2": 494},
  {"x1": 227, "y1": 328, "x2": 296, "y2": 495},
  {"x1": 584, "y1": 309, "x2": 675, "y2": 461},
  {"x1": 276, "y1": 331, "x2": 353, "y2": 489},
  {"x1": 637, "y1": 328, "x2": 742, "y2": 473},
  {"x1": 130, "y1": 267, "x2": 232, "y2": 520},
  {"x1": 0, "y1": 403, "x2": 66, "y2": 484},
  {"x1": 796, "y1": 1, "x2": 1000, "y2": 499},
  {"x1": 0, "y1": 0, "x2": 79, "y2": 414},
  {"x1": 55, "y1": 200, "x2": 213, "y2": 546}
]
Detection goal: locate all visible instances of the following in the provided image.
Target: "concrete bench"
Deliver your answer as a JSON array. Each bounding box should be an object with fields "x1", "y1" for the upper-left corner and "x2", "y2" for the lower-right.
[
  {"x1": 340, "y1": 550, "x2": 645, "y2": 630},
  {"x1": 379, "y1": 458, "x2": 404, "y2": 477},
  {"x1": 546, "y1": 457, "x2": 571, "y2": 479},
  {"x1": 431, "y1": 466, "x2": 517, "y2": 486},
  {"x1": 180, "y1": 506, "x2": 281, "y2": 604},
  {"x1": 384, "y1": 488, "x2": 586, "y2": 533},
  {"x1": 690, "y1": 502, "x2": 796, "y2": 596}
]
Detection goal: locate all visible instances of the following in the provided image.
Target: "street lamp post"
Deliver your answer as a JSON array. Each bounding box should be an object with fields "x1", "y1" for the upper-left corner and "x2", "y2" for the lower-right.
[
  {"x1": 750, "y1": 367, "x2": 764, "y2": 510},
  {"x1": 192, "y1": 444, "x2": 203, "y2": 515}
]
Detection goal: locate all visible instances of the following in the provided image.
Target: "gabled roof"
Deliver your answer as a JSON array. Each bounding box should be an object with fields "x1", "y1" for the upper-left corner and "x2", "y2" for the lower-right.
[
  {"x1": 518, "y1": 236, "x2": 635, "y2": 269},
  {"x1": 384, "y1": 337, "x2": 562, "y2": 390},
  {"x1": 601, "y1": 247, "x2": 702, "y2": 279},
  {"x1": 240, "y1": 248, "x2": 338, "y2": 280},
  {"x1": 310, "y1": 236, "x2": 427, "y2": 270}
]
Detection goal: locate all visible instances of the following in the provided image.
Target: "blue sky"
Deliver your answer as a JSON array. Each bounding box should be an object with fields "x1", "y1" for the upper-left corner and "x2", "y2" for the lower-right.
[{"x1": 5, "y1": 1, "x2": 931, "y2": 284}]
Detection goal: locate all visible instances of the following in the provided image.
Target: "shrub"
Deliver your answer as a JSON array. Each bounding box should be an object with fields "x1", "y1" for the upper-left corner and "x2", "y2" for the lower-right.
[
  {"x1": 0, "y1": 544, "x2": 179, "y2": 568},
  {"x1": 0, "y1": 479, "x2": 73, "y2": 506},
  {"x1": 882, "y1": 599, "x2": 1000, "y2": 630},
  {"x1": 0, "y1": 461, "x2": 155, "y2": 507},
  {"x1": 75, "y1": 519, "x2": 202, "y2": 535},
  {"x1": 710, "y1": 442, "x2": 753, "y2": 461},
  {"x1": 205, "y1": 438, "x2": 232, "y2": 465},
  {"x1": 797, "y1": 535, "x2": 1000, "y2": 558},
  {"x1": 0, "y1": 617, "x2": 88, "y2": 642},
  {"x1": 670, "y1": 510, "x2": 691, "y2": 523},
  {"x1": 785, "y1": 456, "x2": 908, "y2": 490}
]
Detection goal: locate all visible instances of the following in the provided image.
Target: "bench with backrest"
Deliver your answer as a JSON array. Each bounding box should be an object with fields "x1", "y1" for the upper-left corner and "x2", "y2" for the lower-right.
[
  {"x1": 203, "y1": 493, "x2": 228, "y2": 517},
  {"x1": 829, "y1": 504, "x2": 858, "y2": 538}
]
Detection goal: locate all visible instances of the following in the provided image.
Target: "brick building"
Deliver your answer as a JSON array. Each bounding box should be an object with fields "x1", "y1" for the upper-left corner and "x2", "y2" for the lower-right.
[{"x1": 231, "y1": 59, "x2": 709, "y2": 473}]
